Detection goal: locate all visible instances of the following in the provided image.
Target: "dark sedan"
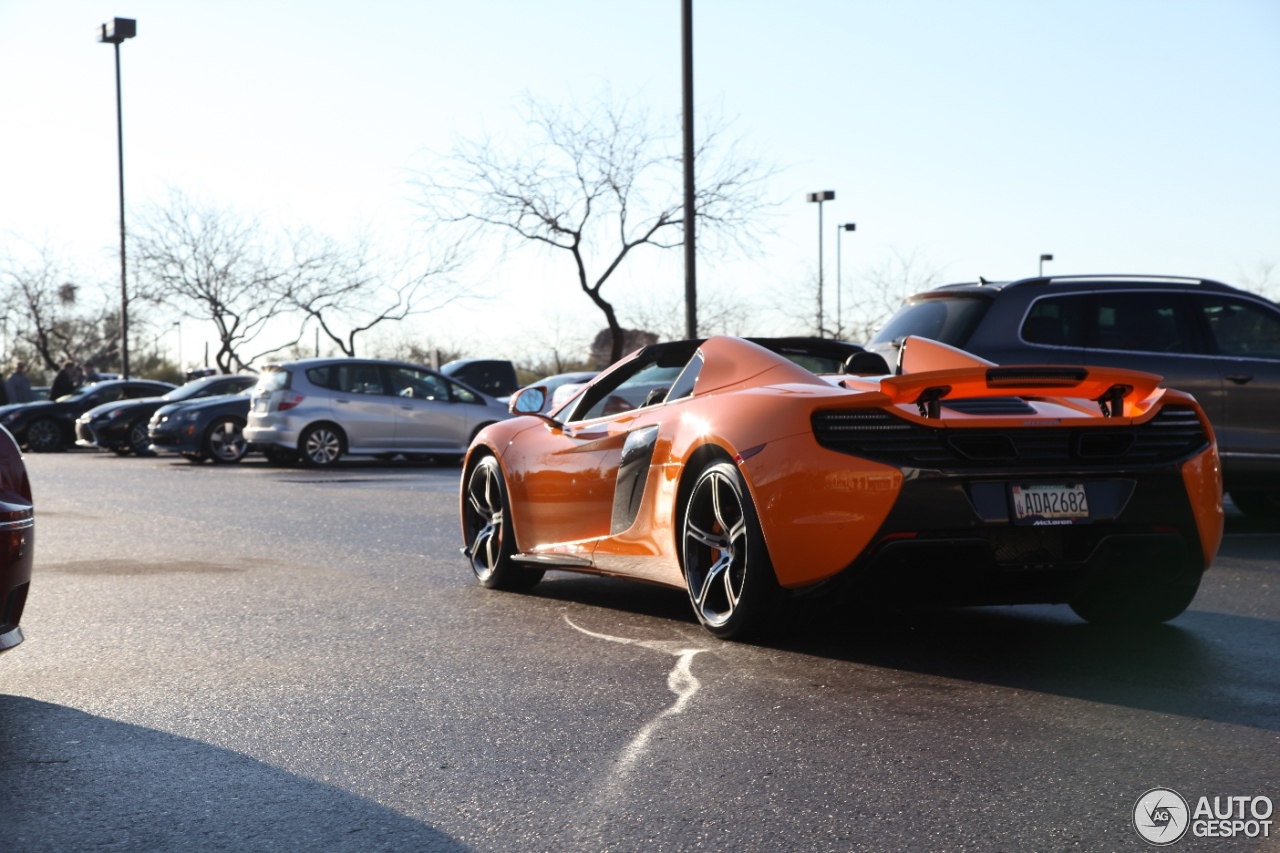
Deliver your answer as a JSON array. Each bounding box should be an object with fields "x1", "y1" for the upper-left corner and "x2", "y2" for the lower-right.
[
  {"x1": 0, "y1": 379, "x2": 175, "y2": 453},
  {"x1": 75, "y1": 374, "x2": 257, "y2": 456},
  {"x1": 148, "y1": 389, "x2": 255, "y2": 464}
]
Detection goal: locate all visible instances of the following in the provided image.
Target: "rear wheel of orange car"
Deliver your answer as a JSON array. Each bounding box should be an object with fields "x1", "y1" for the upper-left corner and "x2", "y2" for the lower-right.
[
  {"x1": 1069, "y1": 574, "x2": 1200, "y2": 626},
  {"x1": 681, "y1": 461, "x2": 786, "y2": 640},
  {"x1": 463, "y1": 455, "x2": 544, "y2": 592}
]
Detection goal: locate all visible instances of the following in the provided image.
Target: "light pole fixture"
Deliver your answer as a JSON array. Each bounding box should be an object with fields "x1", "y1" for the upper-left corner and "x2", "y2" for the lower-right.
[
  {"x1": 836, "y1": 222, "x2": 856, "y2": 340},
  {"x1": 173, "y1": 320, "x2": 181, "y2": 371},
  {"x1": 681, "y1": 0, "x2": 697, "y2": 340},
  {"x1": 98, "y1": 16, "x2": 137, "y2": 379},
  {"x1": 1039, "y1": 253, "x2": 1054, "y2": 277},
  {"x1": 806, "y1": 190, "x2": 835, "y2": 337}
]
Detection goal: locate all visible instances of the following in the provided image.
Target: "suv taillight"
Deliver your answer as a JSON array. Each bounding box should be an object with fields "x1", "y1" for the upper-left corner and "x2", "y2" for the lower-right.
[{"x1": 277, "y1": 392, "x2": 305, "y2": 412}]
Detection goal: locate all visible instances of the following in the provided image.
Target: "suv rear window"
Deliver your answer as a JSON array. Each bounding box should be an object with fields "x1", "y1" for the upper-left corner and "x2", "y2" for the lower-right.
[
  {"x1": 258, "y1": 368, "x2": 291, "y2": 392},
  {"x1": 870, "y1": 297, "x2": 990, "y2": 347},
  {"x1": 1021, "y1": 295, "x2": 1087, "y2": 346}
]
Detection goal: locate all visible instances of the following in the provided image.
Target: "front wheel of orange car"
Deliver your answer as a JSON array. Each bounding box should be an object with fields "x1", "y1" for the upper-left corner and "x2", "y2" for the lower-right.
[
  {"x1": 681, "y1": 461, "x2": 786, "y2": 640},
  {"x1": 463, "y1": 455, "x2": 543, "y2": 592}
]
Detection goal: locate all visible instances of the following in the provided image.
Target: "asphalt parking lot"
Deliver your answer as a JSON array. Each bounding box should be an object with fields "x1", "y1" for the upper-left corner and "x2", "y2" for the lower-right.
[{"x1": 2, "y1": 452, "x2": 1278, "y2": 851}]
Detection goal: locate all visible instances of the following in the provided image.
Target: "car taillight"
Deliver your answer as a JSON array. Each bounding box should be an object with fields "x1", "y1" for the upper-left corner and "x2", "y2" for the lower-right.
[{"x1": 277, "y1": 392, "x2": 305, "y2": 412}]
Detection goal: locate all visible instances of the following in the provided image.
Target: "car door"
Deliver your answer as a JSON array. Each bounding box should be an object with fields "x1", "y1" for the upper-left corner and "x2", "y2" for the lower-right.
[
  {"x1": 1081, "y1": 290, "x2": 1225, "y2": 428},
  {"x1": 1193, "y1": 293, "x2": 1280, "y2": 476},
  {"x1": 387, "y1": 366, "x2": 470, "y2": 450},
  {"x1": 328, "y1": 363, "x2": 398, "y2": 450},
  {"x1": 502, "y1": 354, "x2": 686, "y2": 553}
]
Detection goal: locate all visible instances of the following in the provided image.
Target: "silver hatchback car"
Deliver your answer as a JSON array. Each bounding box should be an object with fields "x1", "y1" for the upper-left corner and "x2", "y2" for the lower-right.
[{"x1": 244, "y1": 358, "x2": 511, "y2": 467}]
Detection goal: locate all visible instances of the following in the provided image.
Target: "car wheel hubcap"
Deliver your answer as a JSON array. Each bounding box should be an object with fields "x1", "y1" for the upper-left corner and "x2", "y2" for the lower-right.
[
  {"x1": 210, "y1": 422, "x2": 245, "y2": 461},
  {"x1": 464, "y1": 464, "x2": 504, "y2": 581},
  {"x1": 684, "y1": 470, "x2": 748, "y2": 627},
  {"x1": 305, "y1": 429, "x2": 340, "y2": 464}
]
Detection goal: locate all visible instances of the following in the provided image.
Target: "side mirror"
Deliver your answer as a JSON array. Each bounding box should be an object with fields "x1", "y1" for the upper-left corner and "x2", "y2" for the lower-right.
[{"x1": 509, "y1": 386, "x2": 547, "y2": 415}]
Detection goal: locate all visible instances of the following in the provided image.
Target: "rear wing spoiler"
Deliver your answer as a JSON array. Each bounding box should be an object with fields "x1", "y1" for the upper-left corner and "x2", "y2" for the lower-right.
[{"x1": 884, "y1": 336, "x2": 1163, "y2": 418}]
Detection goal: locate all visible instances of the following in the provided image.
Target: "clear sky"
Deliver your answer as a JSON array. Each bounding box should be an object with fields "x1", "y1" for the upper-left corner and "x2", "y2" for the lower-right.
[{"x1": 2, "y1": 1, "x2": 1277, "y2": 365}]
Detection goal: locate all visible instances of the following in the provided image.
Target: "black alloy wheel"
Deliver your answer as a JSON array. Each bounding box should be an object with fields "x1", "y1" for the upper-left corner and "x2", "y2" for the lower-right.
[
  {"x1": 681, "y1": 460, "x2": 786, "y2": 639},
  {"x1": 299, "y1": 424, "x2": 343, "y2": 468},
  {"x1": 26, "y1": 418, "x2": 62, "y2": 453},
  {"x1": 462, "y1": 455, "x2": 543, "y2": 591},
  {"x1": 205, "y1": 418, "x2": 247, "y2": 464},
  {"x1": 129, "y1": 421, "x2": 154, "y2": 456},
  {"x1": 1069, "y1": 566, "x2": 1201, "y2": 626}
]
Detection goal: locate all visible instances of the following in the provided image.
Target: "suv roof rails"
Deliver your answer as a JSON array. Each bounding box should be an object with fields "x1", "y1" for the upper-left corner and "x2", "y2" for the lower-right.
[{"x1": 1003, "y1": 274, "x2": 1236, "y2": 291}]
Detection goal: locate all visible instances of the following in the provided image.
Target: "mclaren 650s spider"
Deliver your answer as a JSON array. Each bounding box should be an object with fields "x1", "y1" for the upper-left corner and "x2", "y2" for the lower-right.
[{"x1": 459, "y1": 335, "x2": 1223, "y2": 639}]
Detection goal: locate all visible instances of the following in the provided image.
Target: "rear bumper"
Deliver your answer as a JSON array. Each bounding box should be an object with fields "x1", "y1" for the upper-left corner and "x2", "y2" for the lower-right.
[
  {"x1": 796, "y1": 457, "x2": 1213, "y2": 609},
  {"x1": 244, "y1": 424, "x2": 299, "y2": 451}
]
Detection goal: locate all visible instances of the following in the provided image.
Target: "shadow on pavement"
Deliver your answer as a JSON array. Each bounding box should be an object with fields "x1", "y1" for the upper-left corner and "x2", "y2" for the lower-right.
[
  {"x1": 773, "y1": 604, "x2": 1280, "y2": 733},
  {"x1": 0, "y1": 697, "x2": 468, "y2": 853},
  {"x1": 523, "y1": 572, "x2": 1280, "y2": 734}
]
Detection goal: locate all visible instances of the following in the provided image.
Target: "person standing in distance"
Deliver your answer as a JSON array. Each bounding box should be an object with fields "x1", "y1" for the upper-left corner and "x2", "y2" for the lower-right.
[
  {"x1": 6, "y1": 361, "x2": 32, "y2": 404},
  {"x1": 49, "y1": 359, "x2": 77, "y2": 400}
]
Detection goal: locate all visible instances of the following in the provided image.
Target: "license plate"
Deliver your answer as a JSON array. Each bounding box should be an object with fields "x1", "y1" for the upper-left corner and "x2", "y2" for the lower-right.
[
  {"x1": 252, "y1": 398, "x2": 266, "y2": 414},
  {"x1": 1011, "y1": 483, "x2": 1089, "y2": 525}
]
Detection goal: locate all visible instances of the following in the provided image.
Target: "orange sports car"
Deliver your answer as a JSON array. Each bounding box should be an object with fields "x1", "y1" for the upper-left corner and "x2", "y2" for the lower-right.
[{"x1": 460, "y1": 335, "x2": 1223, "y2": 639}]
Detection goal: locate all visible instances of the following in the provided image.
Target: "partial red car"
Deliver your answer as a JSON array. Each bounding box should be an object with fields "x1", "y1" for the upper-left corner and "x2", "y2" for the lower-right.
[
  {"x1": 460, "y1": 336, "x2": 1223, "y2": 639},
  {"x1": 0, "y1": 426, "x2": 33, "y2": 654}
]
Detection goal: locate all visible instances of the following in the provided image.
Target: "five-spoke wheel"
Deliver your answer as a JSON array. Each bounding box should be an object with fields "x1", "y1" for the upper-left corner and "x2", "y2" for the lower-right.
[
  {"x1": 681, "y1": 460, "x2": 784, "y2": 639},
  {"x1": 462, "y1": 455, "x2": 542, "y2": 591},
  {"x1": 205, "y1": 418, "x2": 247, "y2": 464}
]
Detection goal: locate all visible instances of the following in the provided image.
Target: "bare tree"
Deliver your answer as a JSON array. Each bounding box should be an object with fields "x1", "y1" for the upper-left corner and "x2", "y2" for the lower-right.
[
  {"x1": 132, "y1": 191, "x2": 305, "y2": 373},
  {"x1": 0, "y1": 246, "x2": 121, "y2": 373},
  {"x1": 770, "y1": 247, "x2": 946, "y2": 343},
  {"x1": 1239, "y1": 260, "x2": 1278, "y2": 301},
  {"x1": 274, "y1": 232, "x2": 463, "y2": 357},
  {"x1": 418, "y1": 92, "x2": 774, "y2": 364},
  {"x1": 841, "y1": 248, "x2": 946, "y2": 343},
  {"x1": 621, "y1": 285, "x2": 756, "y2": 342}
]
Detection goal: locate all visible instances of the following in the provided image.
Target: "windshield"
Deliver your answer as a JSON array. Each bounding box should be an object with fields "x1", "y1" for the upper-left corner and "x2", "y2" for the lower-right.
[
  {"x1": 869, "y1": 296, "x2": 991, "y2": 347},
  {"x1": 163, "y1": 383, "x2": 207, "y2": 402}
]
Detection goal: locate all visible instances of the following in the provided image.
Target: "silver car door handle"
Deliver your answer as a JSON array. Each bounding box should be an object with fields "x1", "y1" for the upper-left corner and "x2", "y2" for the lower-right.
[
  {"x1": 400, "y1": 406, "x2": 413, "y2": 410},
  {"x1": 335, "y1": 399, "x2": 350, "y2": 404}
]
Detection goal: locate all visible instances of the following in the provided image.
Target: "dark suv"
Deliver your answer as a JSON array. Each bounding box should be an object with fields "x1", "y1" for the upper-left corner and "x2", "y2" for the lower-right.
[{"x1": 865, "y1": 275, "x2": 1280, "y2": 518}]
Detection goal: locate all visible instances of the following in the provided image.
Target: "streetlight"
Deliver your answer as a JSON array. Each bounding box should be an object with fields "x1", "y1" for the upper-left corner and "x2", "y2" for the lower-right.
[
  {"x1": 98, "y1": 16, "x2": 137, "y2": 379},
  {"x1": 173, "y1": 320, "x2": 181, "y2": 371},
  {"x1": 1039, "y1": 253, "x2": 1054, "y2": 277},
  {"x1": 836, "y1": 223, "x2": 856, "y2": 339},
  {"x1": 806, "y1": 190, "x2": 835, "y2": 337}
]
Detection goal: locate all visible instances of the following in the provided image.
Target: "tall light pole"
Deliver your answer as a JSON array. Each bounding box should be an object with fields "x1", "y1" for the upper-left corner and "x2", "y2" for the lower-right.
[
  {"x1": 806, "y1": 190, "x2": 835, "y2": 337},
  {"x1": 1039, "y1": 253, "x2": 1054, "y2": 277},
  {"x1": 173, "y1": 320, "x2": 181, "y2": 372},
  {"x1": 836, "y1": 222, "x2": 856, "y2": 340},
  {"x1": 98, "y1": 17, "x2": 137, "y2": 379},
  {"x1": 681, "y1": 0, "x2": 697, "y2": 340}
]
